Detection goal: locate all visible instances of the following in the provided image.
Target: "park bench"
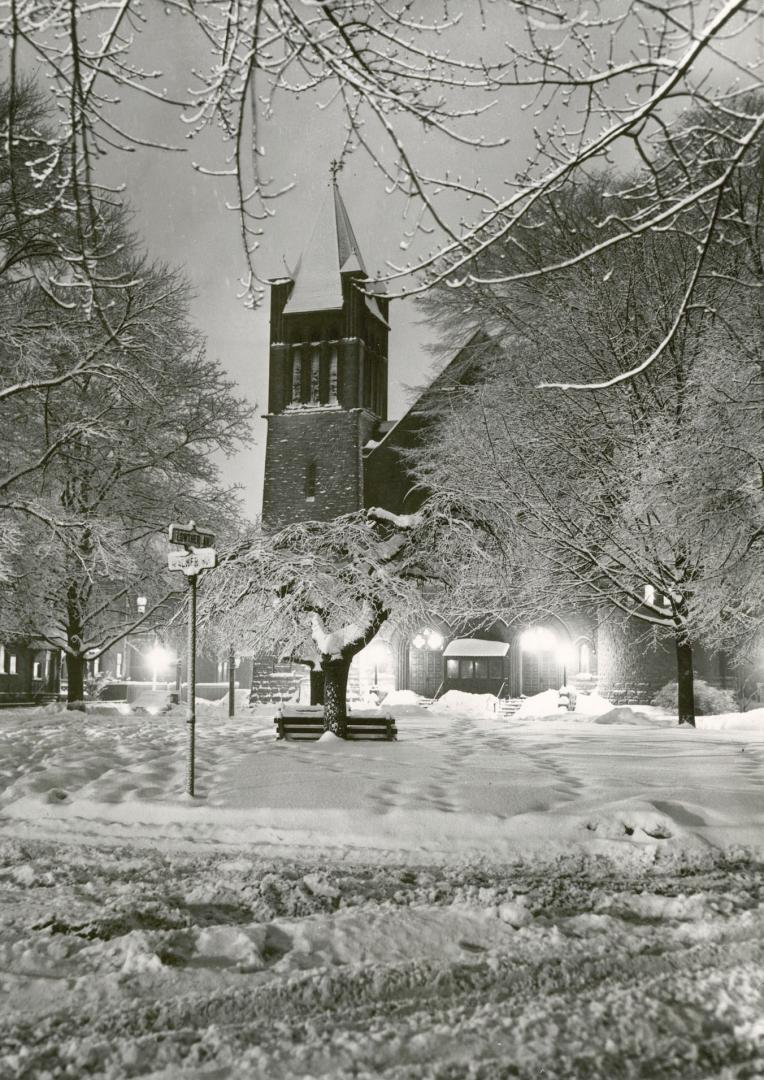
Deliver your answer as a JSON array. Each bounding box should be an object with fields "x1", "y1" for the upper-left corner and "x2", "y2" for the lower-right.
[{"x1": 274, "y1": 706, "x2": 397, "y2": 742}]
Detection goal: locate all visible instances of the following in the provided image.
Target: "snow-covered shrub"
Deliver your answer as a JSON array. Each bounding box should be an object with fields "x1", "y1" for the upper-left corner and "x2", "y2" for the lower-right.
[{"x1": 651, "y1": 679, "x2": 736, "y2": 715}]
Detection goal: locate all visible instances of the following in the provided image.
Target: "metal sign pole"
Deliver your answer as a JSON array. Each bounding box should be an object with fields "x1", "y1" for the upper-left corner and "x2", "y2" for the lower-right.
[
  {"x1": 168, "y1": 522, "x2": 215, "y2": 798},
  {"x1": 187, "y1": 573, "x2": 197, "y2": 797},
  {"x1": 228, "y1": 644, "x2": 236, "y2": 717}
]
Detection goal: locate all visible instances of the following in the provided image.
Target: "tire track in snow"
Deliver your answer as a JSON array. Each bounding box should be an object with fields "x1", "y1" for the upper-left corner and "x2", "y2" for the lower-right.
[{"x1": 1, "y1": 840, "x2": 764, "y2": 1078}]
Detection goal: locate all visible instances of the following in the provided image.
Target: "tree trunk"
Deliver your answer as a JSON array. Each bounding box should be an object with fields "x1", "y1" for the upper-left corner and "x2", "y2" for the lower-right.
[
  {"x1": 310, "y1": 669, "x2": 325, "y2": 706},
  {"x1": 321, "y1": 658, "x2": 350, "y2": 737},
  {"x1": 66, "y1": 653, "x2": 86, "y2": 711},
  {"x1": 675, "y1": 636, "x2": 695, "y2": 727}
]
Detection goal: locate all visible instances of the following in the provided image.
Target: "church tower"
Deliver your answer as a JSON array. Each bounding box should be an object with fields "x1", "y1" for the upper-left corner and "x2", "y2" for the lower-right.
[{"x1": 261, "y1": 179, "x2": 390, "y2": 529}]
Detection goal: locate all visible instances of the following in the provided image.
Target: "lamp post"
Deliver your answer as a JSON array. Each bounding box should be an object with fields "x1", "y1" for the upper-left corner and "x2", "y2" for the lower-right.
[{"x1": 412, "y1": 628, "x2": 444, "y2": 698}]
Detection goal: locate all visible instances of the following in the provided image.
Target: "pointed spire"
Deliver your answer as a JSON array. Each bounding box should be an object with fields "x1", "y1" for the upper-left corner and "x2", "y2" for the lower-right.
[{"x1": 283, "y1": 174, "x2": 367, "y2": 315}]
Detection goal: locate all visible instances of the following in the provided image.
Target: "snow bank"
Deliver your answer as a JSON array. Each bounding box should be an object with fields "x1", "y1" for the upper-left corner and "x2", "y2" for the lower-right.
[
  {"x1": 515, "y1": 689, "x2": 618, "y2": 719},
  {"x1": 594, "y1": 707, "x2": 653, "y2": 726},
  {"x1": 514, "y1": 689, "x2": 561, "y2": 718},
  {"x1": 383, "y1": 689, "x2": 421, "y2": 706},
  {"x1": 195, "y1": 689, "x2": 255, "y2": 715},
  {"x1": 575, "y1": 691, "x2": 614, "y2": 716},
  {"x1": 431, "y1": 690, "x2": 499, "y2": 718},
  {"x1": 697, "y1": 707, "x2": 764, "y2": 731}
]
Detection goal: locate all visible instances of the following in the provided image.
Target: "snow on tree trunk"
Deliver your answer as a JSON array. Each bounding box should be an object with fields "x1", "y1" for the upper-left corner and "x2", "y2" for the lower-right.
[
  {"x1": 321, "y1": 658, "x2": 349, "y2": 737},
  {"x1": 309, "y1": 602, "x2": 389, "y2": 738},
  {"x1": 66, "y1": 653, "x2": 86, "y2": 711},
  {"x1": 675, "y1": 636, "x2": 695, "y2": 727}
]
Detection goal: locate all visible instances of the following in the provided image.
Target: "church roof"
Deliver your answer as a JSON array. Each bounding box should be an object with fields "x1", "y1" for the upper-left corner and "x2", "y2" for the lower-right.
[{"x1": 283, "y1": 182, "x2": 367, "y2": 315}]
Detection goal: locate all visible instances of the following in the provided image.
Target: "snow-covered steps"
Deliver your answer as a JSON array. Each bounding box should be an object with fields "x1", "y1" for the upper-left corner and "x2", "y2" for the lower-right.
[{"x1": 248, "y1": 671, "x2": 304, "y2": 705}]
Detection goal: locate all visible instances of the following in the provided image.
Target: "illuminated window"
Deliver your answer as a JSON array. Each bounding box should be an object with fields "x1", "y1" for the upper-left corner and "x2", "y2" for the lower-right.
[
  {"x1": 488, "y1": 658, "x2": 504, "y2": 679},
  {"x1": 446, "y1": 658, "x2": 459, "y2": 679},
  {"x1": 33, "y1": 660, "x2": 42, "y2": 679}
]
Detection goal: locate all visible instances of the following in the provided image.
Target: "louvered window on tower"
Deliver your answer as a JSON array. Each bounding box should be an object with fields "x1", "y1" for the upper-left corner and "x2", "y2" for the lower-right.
[
  {"x1": 291, "y1": 348, "x2": 302, "y2": 403},
  {"x1": 329, "y1": 343, "x2": 338, "y2": 401},
  {"x1": 310, "y1": 347, "x2": 320, "y2": 402},
  {"x1": 305, "y1": 460, "x2": 317, "y2": 502}
]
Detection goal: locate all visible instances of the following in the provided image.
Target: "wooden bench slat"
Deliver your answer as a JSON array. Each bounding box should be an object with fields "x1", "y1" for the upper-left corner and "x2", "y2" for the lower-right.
[{"x1": 274, "y1": 711, "x2": 397, "y2": 742}]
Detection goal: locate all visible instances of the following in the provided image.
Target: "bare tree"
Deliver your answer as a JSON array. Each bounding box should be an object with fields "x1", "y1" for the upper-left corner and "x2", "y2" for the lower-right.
[
  {"x1": 1, "y1": 3, "x2": 760, "y2": 380},
  {"x1": 415, "y1": 176, "x2": 763, "y2": 726},
  {"x1": 1, "y1": 255, "x2": 256, "y2": 706},
  {"x1": 197, "y1": 503, "x2": 474, "y2": 735},
  {"x1": 0, "y1": 79, "x2": 183, "y2": 535}
]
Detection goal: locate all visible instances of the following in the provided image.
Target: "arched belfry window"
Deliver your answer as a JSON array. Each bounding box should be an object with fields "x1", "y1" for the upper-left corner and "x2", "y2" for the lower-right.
[{"x1": 305, "y1": 459, "x2": 317, "y2": 502}]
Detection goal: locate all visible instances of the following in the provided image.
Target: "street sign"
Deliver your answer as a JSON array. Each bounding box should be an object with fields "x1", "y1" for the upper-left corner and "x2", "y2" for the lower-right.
[
  {"x1": 168, "y1": 522, "x2": 216, "y2": 549},
  {"x1": 168, "y1": 548, "x2": 216, "y2": 575}
]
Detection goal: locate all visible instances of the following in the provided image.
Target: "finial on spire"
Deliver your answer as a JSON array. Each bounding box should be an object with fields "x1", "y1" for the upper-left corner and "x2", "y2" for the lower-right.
[{"x1": 330, "y1": 157, "x2": 344, "y2": 183}]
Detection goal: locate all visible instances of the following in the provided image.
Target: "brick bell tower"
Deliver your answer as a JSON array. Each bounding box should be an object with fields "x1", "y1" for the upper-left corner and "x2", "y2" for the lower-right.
[{"x1": 261, "y1": 178, "x2": 390, "y2": 529}]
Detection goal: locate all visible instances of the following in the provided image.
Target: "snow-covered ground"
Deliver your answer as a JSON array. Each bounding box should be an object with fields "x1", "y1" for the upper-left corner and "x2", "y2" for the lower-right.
[{"x1": 1, "y1": 698, "x2": 764, "y2": 1078}]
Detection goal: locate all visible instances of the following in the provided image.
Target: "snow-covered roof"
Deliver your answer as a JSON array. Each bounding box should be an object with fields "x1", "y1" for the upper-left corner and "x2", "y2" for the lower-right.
[
  {"x1": 443, "y1": 638, "x2": 510, "y2": 657},
  {"x1": 283, "y1": 183, "x2": 367, "y2": 315},
  {"x1": 363, "y1": 329, "x2": 491, "y2": 456}
]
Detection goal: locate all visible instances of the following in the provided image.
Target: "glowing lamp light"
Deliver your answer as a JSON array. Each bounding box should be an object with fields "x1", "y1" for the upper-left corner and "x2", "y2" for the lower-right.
[
  {"x1": 557, "y1": 644, "x2": 575, "y2": 668},
  {"x1": 147, "y1": 642, "x2": 174, "y2": 691},
  {"x1": 147, "y1": 644, "x2": 173, "y2": 671},
  {"x1": 413, "y1": 628, "x2": 444, "y2": 651},
  {"x1": 520, "y1": 627, "x2": 558, "y2": 653},
  {"x1": 136, "y1": 596, "x2": 148, "y2": 614}
]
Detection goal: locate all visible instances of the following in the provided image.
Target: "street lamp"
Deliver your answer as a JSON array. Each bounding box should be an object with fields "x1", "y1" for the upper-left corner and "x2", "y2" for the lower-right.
[
  {"x1": 557, "y1": 644, "x2": 575, "y2": 687},
  {"x1": 147, "y1": 642, "x2": 173, "y2": 690},
  {"x1": 413, "y1": 628, "x2": 444, "y2": 651},
  {"x1": 520, "y1": 627, "x2": 557, "y2": 653},
  {"x1": 364, "y1": 639, "x2": 389, "y2": 695}
]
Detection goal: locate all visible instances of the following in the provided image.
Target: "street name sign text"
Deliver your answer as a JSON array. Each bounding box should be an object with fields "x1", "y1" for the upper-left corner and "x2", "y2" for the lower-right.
[
  {"x1": 168, "y1": 548, "x2": 216, "y2": 575},
  {"x1": 168, "y1": 523, "x2": 216, "y2": 549}
]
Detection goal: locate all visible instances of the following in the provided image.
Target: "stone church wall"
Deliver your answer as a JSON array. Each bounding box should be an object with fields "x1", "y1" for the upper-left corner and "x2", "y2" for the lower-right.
[{"x1": 262, "y1": 408, "x2": 378, "y2": 529}]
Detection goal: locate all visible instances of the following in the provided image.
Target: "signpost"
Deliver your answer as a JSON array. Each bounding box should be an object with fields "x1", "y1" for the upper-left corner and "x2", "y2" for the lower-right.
[
  {"x1": 168, "y1": 549, "x2": 216, "y2": 574},
  {"x1": 228, "y1": 645, "x2": 236, "y2": 717},
  {"x1": 167, "y1": 521, "x2": 216, "y2": 797},
  {"x1": 168, "y1": 523, "x2": 216, "y2": 550}
]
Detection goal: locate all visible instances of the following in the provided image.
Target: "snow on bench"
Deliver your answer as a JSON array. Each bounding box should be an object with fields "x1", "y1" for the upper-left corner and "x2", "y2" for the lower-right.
[{"x1": 274, "y1": 706, "x2": 398, "y2": 742}]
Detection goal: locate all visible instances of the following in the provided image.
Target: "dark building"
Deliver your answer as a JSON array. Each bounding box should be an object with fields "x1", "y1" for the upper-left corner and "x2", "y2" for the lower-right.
[
  {"x1": 258, "y1": 179, "x2": 748, "y2": 707},
  {"x1": 262, "y1": 182, "x2": 390, "y2": 530},
  {"x1": 0, "y1": 639, "x2": 61, "y2": 706}
]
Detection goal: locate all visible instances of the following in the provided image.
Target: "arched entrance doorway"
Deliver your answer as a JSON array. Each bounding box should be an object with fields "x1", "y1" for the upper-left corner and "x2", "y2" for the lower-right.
[
  {"x1": 519, "y1": 626, "x2": 567, "y2": 694},
  {"x1": 350, "y1": 639, "x2": 396, "y2": 702}
]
